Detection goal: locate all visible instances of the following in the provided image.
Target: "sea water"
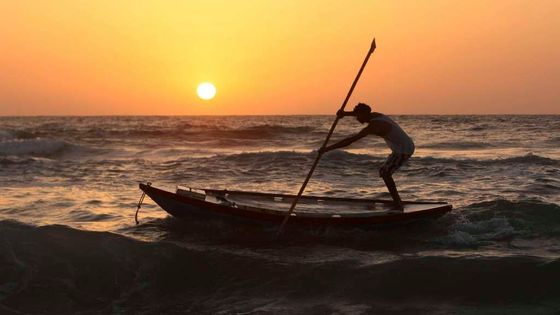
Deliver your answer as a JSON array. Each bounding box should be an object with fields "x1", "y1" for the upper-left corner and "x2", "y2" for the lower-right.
[{"x1": 0, "y1": 115, "x2": 559, "y2": 314}]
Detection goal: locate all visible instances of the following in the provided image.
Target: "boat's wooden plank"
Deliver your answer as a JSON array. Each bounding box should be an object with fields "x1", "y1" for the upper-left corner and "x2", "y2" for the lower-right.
[
  {"x1": 209, "y1": 192, "x2": 443, "y2": 216},
  {"x1": 191, "y1": 187, "x2": 447, "y2": 205}
]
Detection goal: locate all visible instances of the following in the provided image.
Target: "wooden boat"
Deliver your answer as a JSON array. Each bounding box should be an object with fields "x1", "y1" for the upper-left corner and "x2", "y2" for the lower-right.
[{"x1": 139, "y1": 183, "x2": 452, "y2": 226}]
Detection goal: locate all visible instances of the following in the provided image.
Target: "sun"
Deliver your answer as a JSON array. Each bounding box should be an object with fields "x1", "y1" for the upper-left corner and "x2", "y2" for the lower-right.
[{"x1": 196, "y1": 82, "x2": 216, "y2": 100}]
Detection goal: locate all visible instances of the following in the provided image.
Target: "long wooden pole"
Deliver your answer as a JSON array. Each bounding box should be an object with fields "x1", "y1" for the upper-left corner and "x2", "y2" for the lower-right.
[{"x1": 276, "y1": 38, "x2": 377, "y2": 237}]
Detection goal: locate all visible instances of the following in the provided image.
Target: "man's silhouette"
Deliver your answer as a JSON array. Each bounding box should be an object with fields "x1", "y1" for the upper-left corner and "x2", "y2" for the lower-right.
[{"x1": 319, "y1": 103, "x2": 415, "y2": 210}]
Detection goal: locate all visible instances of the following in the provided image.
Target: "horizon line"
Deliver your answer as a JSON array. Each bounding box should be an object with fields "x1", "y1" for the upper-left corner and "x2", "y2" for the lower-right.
[{"x1": 0, "y1": 113, "x2": 559, "y2": 117}]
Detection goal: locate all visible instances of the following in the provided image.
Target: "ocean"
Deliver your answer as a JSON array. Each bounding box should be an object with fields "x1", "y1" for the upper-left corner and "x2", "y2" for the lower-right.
[{"x1": 1, "y1": 115, "x2": 559, "y2": 314}]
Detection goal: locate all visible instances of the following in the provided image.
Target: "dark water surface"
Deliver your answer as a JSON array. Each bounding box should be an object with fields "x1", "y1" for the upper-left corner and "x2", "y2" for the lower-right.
[{"x1": 1, "y1": 115, "x2": 559, "y2": 314}]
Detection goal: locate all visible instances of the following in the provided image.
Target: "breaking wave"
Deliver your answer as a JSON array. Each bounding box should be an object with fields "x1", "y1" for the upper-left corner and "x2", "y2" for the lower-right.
[
  {"x1": 437, "y1": 199, "x2": 560, "y2": 247},
  {"x1": 0, "y1": 129, "x2": 104, "y2": 159},
  {"x1": 0, "y1": 138, "x2": 74, "y2": 157}
]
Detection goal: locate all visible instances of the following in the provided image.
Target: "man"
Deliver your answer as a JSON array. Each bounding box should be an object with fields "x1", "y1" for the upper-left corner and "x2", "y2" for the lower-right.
[{"x1": 318, "y1": 103, "x2": 415, "y2": 210}]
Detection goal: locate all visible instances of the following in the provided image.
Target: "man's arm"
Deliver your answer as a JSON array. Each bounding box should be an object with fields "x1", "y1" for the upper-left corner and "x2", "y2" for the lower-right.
[
  {"x1": 336, "y1": 109, "x2": 356, "y2": 118},
  {"x1": 319, "y1": 127, "x2": 370, "y2": 154}
]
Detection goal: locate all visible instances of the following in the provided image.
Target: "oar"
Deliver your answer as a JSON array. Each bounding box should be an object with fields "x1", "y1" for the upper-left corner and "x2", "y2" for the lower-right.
[{"x1": 276, "y1": 38, "x2": 377, "y2": 237}]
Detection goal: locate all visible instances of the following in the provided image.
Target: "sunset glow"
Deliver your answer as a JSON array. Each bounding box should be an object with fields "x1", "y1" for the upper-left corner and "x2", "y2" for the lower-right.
[{"x1": 0, "y1": 1, "x2": 558, "y2": 115}]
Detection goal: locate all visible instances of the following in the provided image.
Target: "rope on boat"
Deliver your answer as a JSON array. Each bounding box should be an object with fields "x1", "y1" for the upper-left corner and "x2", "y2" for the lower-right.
[{"x1": 135, "y1": 182, "x2": 151, "y2": 225}]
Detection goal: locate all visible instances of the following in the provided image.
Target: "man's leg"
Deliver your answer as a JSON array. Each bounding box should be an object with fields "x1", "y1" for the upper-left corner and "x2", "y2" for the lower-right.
[
  {"x1": 382, "y1": 174, "x2": 403, "y2": 210},
  {"x1": 379, "y1": 153, "x2": 409, "y2": 210}
]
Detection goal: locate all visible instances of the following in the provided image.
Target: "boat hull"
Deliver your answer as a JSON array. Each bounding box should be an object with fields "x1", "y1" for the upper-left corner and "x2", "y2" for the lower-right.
[{"x1": 139, "y1": 183, "x2": 453, "y2": 227}]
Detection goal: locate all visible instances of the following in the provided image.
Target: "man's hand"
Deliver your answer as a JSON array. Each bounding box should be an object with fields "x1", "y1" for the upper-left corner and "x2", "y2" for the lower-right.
[{"x1": 336, "y1": 109, "x2": 346, "y2": 119}]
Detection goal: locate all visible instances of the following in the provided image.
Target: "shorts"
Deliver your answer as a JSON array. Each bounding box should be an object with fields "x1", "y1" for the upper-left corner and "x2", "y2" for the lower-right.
[{"x1": 379, "y1": 152, "x2": 411, "y2": 177}]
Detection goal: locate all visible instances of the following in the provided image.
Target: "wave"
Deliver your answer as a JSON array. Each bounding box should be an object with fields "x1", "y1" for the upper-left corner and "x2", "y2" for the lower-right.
[
  {"x1": 547, "y1": 136, "x2": 560, "y2": 145},
  {"x1": 423, "y1": 140, "x2": 495, "y2": 149},
  {"x1": 467, "y1": 125, "x2": 488, "y2": 131},
  {"x1": 185, "y1": 150, "x2": 380, "y2": 171},
  {"x1": 0, "y1": 138, "x2": 73, "y2": 157},
  {"x1": 152, "y1": 151, "x2": 560, "y2": 183},
  {"x1": 0, "y1": 130, "x2": 14, "y2": 140},
  {"x1": 1, "y1": 220, "x2": 559, "y2": 313},
  {"x1": 0, "y1": 128, "x2": 105, "y2": 158},
  {"x1": 84, "y1": 124, "x2": 319, "y2": 140},
  {"x1": 186, "y1": 125, "x2": 319, "y2": 141},
  {"x1": 463, "y1": 199, "x2": 560, "y2": 235},
  {"x1": 233, "y1": 124, "x2": 316, "y2": 134},
  {"x1": 0, "y1": 129, "x2": 37, "y2": 141},
  {"x1": 492, "y1": 154, "x2": 560, "y2": 165},
  {"x1": 0, "y1": 136, "x2": 105, "y2": 159},
  {"x1": 0, "y1": 156, "x2": 50, "y2": 166},
  {"x1": 413, "y1": 153, "x2": 559, "y2": 167},
  {"x1": 439, "y1": 199, "x2": 560, "y2": 247},
  {"x1": 192, "y1": 151, "x2": 559, "y2": 167}
]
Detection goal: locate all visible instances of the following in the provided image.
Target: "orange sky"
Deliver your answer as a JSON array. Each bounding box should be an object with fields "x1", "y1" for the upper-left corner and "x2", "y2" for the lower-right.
[{"x1": 0, "y1": 0, "x2": 558, "y2": 115}]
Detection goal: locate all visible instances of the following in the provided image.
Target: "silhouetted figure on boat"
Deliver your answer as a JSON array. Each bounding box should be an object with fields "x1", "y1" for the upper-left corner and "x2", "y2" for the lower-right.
[{"x1": 318, "y1": 103, "x2": 415, "y2": 210}]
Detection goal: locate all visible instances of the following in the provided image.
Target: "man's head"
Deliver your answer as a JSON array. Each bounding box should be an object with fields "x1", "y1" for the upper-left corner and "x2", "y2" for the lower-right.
[{"x1": 353, "y1": 103, "x2": 371, "y2": 123}]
